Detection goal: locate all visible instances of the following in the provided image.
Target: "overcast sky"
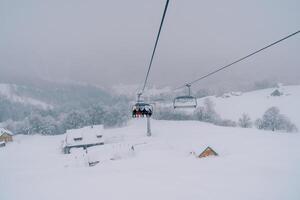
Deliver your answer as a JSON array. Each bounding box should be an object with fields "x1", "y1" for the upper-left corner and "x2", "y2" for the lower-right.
[{"x1": 1, "y1": 0, "x2": 300, "y2": 90}]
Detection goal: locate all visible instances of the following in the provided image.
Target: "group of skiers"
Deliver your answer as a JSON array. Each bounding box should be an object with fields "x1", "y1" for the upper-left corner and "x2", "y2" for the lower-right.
[{"x1": 132, "y1": 106, "x2": 152, "y2": 118}]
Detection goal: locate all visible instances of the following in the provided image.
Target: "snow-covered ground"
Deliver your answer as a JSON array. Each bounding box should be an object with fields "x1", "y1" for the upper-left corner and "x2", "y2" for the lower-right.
[{"x1": 1, "y1": 119, "x2": 300, "y2": 200}]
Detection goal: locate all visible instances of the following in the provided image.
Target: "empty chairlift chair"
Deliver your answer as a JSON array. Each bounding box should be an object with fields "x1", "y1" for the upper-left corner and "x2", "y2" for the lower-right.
[{"x1": 173, "y1": 84, "x2": 197, "y2": 109}]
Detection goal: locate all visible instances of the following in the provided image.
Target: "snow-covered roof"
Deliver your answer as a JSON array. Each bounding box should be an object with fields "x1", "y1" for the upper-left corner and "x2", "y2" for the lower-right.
[
  {"x1": 0, "y1": 128, "x2": 13, "y2": 136},
  {"x1": 64, "y1": 125, "x2": 104, "y2": 147},
  {"x1": 192, "y1": 145, "x2": 219, "y2": 157}
]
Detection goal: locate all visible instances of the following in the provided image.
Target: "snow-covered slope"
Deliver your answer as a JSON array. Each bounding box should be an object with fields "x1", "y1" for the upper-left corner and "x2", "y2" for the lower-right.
[
  {"x1": 197, "y1": 85, "x2": 300, "y2": 128},
  {"x1": 1, "y1": 119, "x2": 300, "y2": 200}
]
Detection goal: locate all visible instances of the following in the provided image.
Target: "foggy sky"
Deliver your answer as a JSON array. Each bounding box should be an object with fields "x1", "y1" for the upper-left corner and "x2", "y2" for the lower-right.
[{"x1": 1, "y1": 0, "x2": 300, "y2": 90}]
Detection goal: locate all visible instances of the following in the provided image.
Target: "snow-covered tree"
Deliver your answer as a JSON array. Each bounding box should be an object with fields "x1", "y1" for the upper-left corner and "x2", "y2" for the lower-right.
[
  {"x1": 28, "y1": 114, "x2": 44, "y2": 134},
  {"x1": 194, "y1": 98, "x2": 221, "y2": 123},
  {"x1": 262, "y1": 107, "x2": 280, "y2": 131},
  {"x1": 62, "y1": 111, "x2": 87, "y2": 130},
  {"x1": 87, "y1": 104, "x2": 105, "y2": 126},
  {"x1": 255, "y1": 118, "x2": 263, "y2": 129},
  {"x1": 256, "y1": 107, "x2": 297, "y2": 132}
]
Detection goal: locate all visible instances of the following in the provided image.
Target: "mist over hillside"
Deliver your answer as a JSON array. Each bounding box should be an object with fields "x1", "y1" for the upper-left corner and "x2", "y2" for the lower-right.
[
  {"x1": 0, "y1": 78, "x2": 297, "y2": 135},
  {"x1": 0, "y1": 80, "x2": 131, "y2": 135}
]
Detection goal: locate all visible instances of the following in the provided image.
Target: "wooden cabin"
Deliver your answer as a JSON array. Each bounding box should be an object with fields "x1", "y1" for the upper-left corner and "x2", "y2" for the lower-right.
[
  {"x1": 198, "y1": 146, "x2": 218, "y2": 158},
  {"x1": 0, "y1": 128, "x2": 13, "y2": 143}
]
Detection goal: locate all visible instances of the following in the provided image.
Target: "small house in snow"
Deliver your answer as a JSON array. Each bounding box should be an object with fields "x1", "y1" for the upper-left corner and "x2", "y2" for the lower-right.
[
  {"x1": 198, "y1": 146, "x2": 218, "y2": 158},
  {"x1": 191, "y1": 146, "x2": 218, "y2": 158},
  {"x1": 270, "y1": 89, "x2": 282, "y2": 97},
  {"x1": 63, "y1": 125, "x2": 104, "y2": 154},
  {"x1": 0, "y1": 128, "x2": 13, "y2": 143}
]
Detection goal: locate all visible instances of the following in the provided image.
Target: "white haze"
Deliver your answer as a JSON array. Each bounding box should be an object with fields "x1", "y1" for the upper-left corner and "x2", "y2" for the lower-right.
[{"x1": 0, "y1": 0, "x2": 300, "y2": 90}]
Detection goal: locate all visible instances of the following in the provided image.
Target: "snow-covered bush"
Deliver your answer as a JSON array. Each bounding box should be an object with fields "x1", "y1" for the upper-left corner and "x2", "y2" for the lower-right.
[
  {"x1": 238, "y1": 113, "x2": 252, "y2": 128},
  {"x1": 256, "y1": 107, "x2": 297, "y2": 132}
]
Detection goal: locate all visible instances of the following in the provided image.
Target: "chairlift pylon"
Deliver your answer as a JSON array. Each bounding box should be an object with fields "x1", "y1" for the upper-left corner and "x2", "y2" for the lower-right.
[{"x1": 173, "y1": 84, "x2": 197, "y2": 109}]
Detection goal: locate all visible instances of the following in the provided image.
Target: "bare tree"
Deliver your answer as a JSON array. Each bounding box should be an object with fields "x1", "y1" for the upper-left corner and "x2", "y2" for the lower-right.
[{"x1": 238, "y1": 113, "x2": 252, "y2": 128}]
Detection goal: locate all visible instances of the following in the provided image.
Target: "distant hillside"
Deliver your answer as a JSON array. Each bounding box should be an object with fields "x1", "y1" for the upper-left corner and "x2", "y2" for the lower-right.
[
  {"x1": 197, "y1": 85, "x2": 300, "y2": 128},
  {"x1": 0, "y1": 81, "x2": 129, "y2": 132},
  {"x1": 0, "y1": 84, "x2": 52, "y2": 109}
]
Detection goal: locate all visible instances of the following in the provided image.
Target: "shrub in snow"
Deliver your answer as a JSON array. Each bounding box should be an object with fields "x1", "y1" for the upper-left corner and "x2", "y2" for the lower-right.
[
  {"x1": 277, "y1": 115, "x2": 298, "y2": 133},
  {"x1": 256, "y1": 107, "x2": 297, "y2": 132},
  {"x1": 238, "y1": 113, "x2": 252, "y2": 128}
]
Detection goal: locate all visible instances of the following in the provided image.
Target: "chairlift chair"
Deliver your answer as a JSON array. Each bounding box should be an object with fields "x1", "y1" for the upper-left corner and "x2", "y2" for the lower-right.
[
  {"x1": 132, "y1": 93, "x2": 153, "y2": 118},
  {"x1": 173, "y1": 84, "x2": 197, "y2": 109},
  {"x1": 173, "y1": 95, "x2": 197, "y2": 108}
]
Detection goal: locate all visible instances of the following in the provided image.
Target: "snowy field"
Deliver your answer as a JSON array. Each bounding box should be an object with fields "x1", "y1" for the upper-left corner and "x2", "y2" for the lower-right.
[
  {"x1": 198, "y1": 85, "x2": 300, "y2": 128},
  {"x1": 1, "y1": 119, "x2": 300, "y2": 200}
]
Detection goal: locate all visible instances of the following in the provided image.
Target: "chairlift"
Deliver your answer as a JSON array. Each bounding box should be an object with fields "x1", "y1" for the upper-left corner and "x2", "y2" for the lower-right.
[
  {"x1": 173, "y1": 84, "x2": 197, "y2": 109},
  {"x1": 132, "y1": 93, "x2": 153, "y2": 118}
]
